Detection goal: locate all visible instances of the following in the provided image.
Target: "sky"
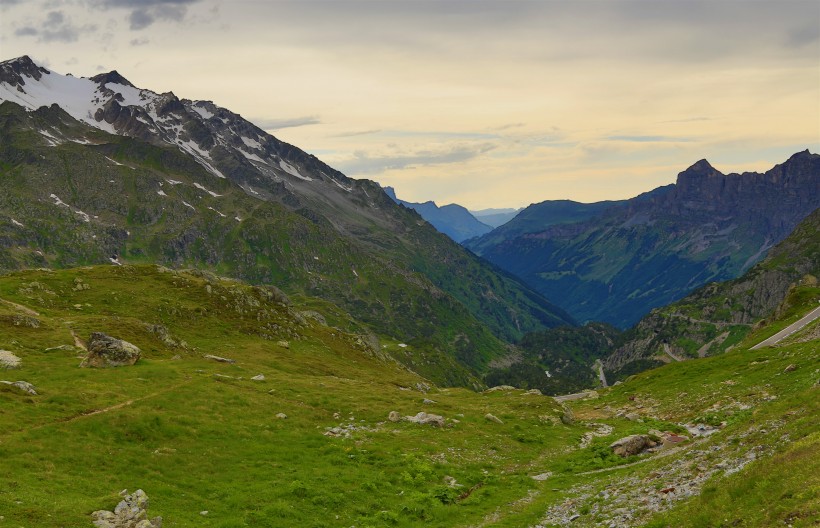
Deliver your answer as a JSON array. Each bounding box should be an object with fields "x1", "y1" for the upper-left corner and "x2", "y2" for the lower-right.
[{"x1": 1, "y1": 0, "x2": 818, "y2": 209}]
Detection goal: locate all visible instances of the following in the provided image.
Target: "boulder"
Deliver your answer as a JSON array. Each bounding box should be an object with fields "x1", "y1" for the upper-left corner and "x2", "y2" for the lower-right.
[
  {"x1": 388, "y1": 411, "x2": 401, "y2": 422},
  {"x1": 82, "y1": 333, "x2": 141, "y2": 368},
  {"x1": 485, "y1": 385, "x2": 515, "y2": 393},
  {"x1": 610, "y1": 434, "x2": 658, "y2": 457},
  {"x1": 0, "y1": 380, "x2": 37, "y2": 395},
  {"x1": 404, "y1": 412, "x2": 445, "y2": 427},
  {"x1": 251, "y1": 374, "x2": 265, "y2": 381},
  {"x1": 203, "y1": 354, "x2": 236, "y2": 364},
  {"x1": 484, "y1": 413, "x2": 503, "y2": 424},
  {"x1": 0, "y1": 350, "x2": 21, "y2": 369},
  {"x1": 91, "y1": 489, "x2": 162, "y2": 528}
]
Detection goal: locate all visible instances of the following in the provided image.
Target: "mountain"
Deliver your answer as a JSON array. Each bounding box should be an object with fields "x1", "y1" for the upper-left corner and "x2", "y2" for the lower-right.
[
  {"x1": 470, "y1": 207, "x2": 523, "y2": 228},
  {"x1": 604, "y1": 206, "x2": 820, "y2": 378},
  {"x1": 383, "y1": 186, "x2": 492, "y2": 242},
  {"x1": 0, "y1": 55, "x2": 574, "y2": 385},
  {"x1": 466, "y1": 153, "x2": 819, "y2": 328}
]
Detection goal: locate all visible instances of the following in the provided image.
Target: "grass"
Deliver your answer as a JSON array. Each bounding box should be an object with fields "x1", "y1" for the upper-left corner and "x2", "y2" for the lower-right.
[{"x1": 0, "y1": 265, "x2": 817, "y2": 527}]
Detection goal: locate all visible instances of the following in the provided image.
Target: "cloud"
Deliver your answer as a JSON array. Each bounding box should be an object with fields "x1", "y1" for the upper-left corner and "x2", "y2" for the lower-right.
[
  {"x1": 336, "y1": 143, "x2": 496, "y2": 175},
  {"x1": 13, "y1": 10, "x2": 99, "y2": 43},
  {"x1": 95, "y1": 0, "x2": 201, "y2": 30},
  {"x1": 14, "y1": 26, "x2": 37, "y2": 36},
  {"x1": 332, "y1": 129, "x2": 382, "y2": 138},
  {"x1": 130, "y1": 37, "x2": 149, "y2": 46},
  {"x1": 254, "y1": 116, "x2": 321, "y2": 130},
  {"x1": 606, "y1": 135, "x2": 692, "y2": 143}
]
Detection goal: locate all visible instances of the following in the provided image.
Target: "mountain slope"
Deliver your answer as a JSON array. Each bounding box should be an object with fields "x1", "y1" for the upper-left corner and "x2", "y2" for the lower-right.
[
  {"x1": 470, "y1": 207, "x2": 523, "y2": 228},
  {"x1": 467, "y1": 154, "x2": 819, "y2": 328},
  {"x1": 604, "y1": 206, "x2": 820, "y2": 377},
  {"x1": 0, "y1": 56, "x2": 574, "y2": 384},
  {"x1": 384, "y1": 186, "x2": 492, "y2": 242}
]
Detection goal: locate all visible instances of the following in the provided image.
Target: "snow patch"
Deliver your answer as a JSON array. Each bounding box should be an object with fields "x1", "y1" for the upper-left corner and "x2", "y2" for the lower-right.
[
  {"x1": 241, "y1": 136, "x2": 262, "y2": 149},
  {"x1": 207, "y1": 206, "x2": 227, "y2": 218},
  {"x1": 182, "y1": 201, "x2": 195, "y2": 210},
  {"x1": 166, "y1": 179, "x2": 183, "y2": 185},
  {"x1": 105, "y1": 156, "x2": 124, "y2": 166},
  {"x1": 193, "y1": 182, "x2": 222, "y2": 197},
  {"x1": 234, "y1": 216, "x2": 242, "y2": 222},
  {"x1": 279, "y1": 160, "x2": 312, "y2": 181},
  {"x1": 157, "y1": 190, "x2": 167, "y2": 197},
  {"x1": 11, "y1": 218, "x2": 24, "y2": 227},
  {"x1": 190, "y1": 103, "x2": 215, "y2": 120}
]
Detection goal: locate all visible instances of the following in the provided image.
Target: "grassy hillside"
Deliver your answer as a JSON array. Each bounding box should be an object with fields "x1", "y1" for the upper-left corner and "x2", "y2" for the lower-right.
[
  {"x1": 0, "y1": 101, "x2": 573, "y2": 384},
  {"x1": 0, "y1": 265, "x2": 816, "y2": 527}
]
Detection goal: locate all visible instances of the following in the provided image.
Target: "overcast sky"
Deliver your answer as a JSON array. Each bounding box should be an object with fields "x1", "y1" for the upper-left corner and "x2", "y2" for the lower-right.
[{"x1": 2, "y1": 0, "x2": 818, "y2": 208}]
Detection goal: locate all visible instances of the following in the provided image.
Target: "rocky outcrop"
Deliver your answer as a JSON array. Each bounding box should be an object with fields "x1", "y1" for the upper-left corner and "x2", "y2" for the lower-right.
[
  {"x1": 0, "y1": 380, "x2": 37, "y2": 395},
  {"x1": 81, "y1": 333, "x2": 141, "y2": 368},
  {"x1": 0, "y1": 350, "x2": 21, "y2": 368},
  {"x1": 91, "y1": 489, "x2": 162, "y2": 528},
  {"x1": 610, "y1": 434, "x2": 658, "y2": 457},
  {"x1": 404, "y1": 412, "x2": 446, "y2": 427}
]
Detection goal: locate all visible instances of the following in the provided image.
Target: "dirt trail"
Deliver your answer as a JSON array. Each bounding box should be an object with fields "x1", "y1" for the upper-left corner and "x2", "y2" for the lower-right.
[
  {"x1": 11, "y1": 379, "x2": 195, "y2": 435},
  {"x1": 663, "y1": 343, "x2": 683, "y2": 362},
  {"x1": 0, "y1": 297, "x2": 40, "y2": 317}
]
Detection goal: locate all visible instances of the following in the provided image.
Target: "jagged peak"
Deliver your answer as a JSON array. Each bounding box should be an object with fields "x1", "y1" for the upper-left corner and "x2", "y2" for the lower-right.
[
  {"x1": 90, "y1": 70, "x2": 135, "y2": 88},
  {"x1": 0, "y1": 55, "x2": 50, "y2": 85},
  {"x1": 785, "y1": 149, "x2": 816, "y2": 162}
]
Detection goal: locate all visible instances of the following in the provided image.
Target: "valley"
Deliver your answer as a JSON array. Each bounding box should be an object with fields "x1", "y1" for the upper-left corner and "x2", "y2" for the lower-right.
[{"x1": 0, "y1": 53, "x2": 817, "y2": 528}]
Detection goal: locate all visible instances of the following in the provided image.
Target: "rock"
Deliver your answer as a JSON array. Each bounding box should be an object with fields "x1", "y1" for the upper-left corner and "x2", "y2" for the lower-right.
[
  {"x1": 0, "y1": 350, "x2": 21, "y2": 369},
  {"x1": 531, "y1": 472, "x2": 553, "y2": 481},
  {"x1": 484, "y1": 413, "x2": 503, "y2": 424},
  {"x1": 276, "y1": 413, "x2": 287, "y2": 419},
  {"x1": 625, "y1": 412, "x2": 642, "y2": 422},
  {"x1": 0, "y1": 380, "x2": 37, "y2": 395},
  {"x1": 251, "y1": 374, "x2": 265, "y2": 381},
  {"x1": 203, "y1": 354, "x2": 235, "y2": 364},
  {"x1": 485, "y1": 385, "x2": 515, "y2": 393},
  {"x1": 610, "y1": 434, "x2": 658, "y2": 457},
  {"x1": 200, "y1": 511, "x2": 209, "y2": 516},
  {"x1": 524, "y1": 388, "x2": 543, "y2": 395},
  {"x1": 91, "y1": 489, "x2": 162, "y2": 528},
  {"x1": 388, "y1": 411, "x2": 401, "y2": 422},
  {"x1": 404, "y1": 411, "x2": 445, "y2": 427},
  {"x1": 415, "y1": 382, "x2": 431, "y2": 393},
  {"x1": 277, "y1": 340, "x2": 290, "y2": 349},
  {"x1": 422, "y1": 398, "x2": 436, "y2": 404},
  {"x1": 81, "y1": 333, "x2": 141, "y2": 368},
  {"x1": 784, "y1": 364, "x2": 797, "y2": 372},
  {"x1": 443, "y1": 475, "x2": 459, "y2": 487},
  {"x1": 585, "y1": 390, "x2": 600, "y2": 400},
  {"x1": 560, "y1": 405, "x2": 575, "y2": 425}
]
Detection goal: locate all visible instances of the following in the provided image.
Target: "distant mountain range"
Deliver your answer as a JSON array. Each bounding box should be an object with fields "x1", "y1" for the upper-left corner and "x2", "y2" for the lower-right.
[
  {"x1": 383, "y1": 186, "x2": 493, "y2": 242},
  {"x1": 467, "y1": 152, "x2": 819, "y2": 328},
  {"x1": 469, "y1": 207, "x2": 523, "y2": 228},
  {"x1": 0, "y1": 55, "x2": 573, "y2": 386}
]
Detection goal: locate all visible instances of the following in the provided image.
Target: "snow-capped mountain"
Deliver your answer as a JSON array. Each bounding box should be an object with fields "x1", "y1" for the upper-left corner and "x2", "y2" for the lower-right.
[{"x1": 0, "y1": 55, "x2": 359, "y2": 211}]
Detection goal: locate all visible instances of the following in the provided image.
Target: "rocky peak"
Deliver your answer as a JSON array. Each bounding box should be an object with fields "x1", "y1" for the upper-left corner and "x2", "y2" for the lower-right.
[
  {"x1": 90, "y1": 70, "x2": 135, "y2": 88},
  {"x1": 0, "y1": 55, "x2": 50, "y2": 87}
]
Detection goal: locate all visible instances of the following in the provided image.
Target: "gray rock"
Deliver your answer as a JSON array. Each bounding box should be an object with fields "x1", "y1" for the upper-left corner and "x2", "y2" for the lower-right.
[
  {"x1": 0, "y1": 380, "x2": 37, "y2": 395},
  {"x1": 484, "y1": 413, "x2": 503, "y2": 424},
  {"x1": 251, "y1": 374, "x2": 265, "y2": 381},
  {"x1": 485, "y1": 385, "x2": 515, "y2": 393},
  {"x1": 203, "y1": 354, "x2": 236, "y2": 364},
  {"x1": 388, "y1": 411, "x2": 401, "y2": 422},
  {"x1": 610, "y1": 434, "x2": 658, "y2": 457},
  {"x1": 82, "y1": 333, "x2": 141, "y2": 368},
  {"x1": 422, "y1": 398, "x2": 436, "y2": 404},
  {"x1": 404, "y1": 411, "x2": 445, "y2": 427},
  {"x1": 625, "y1": 412, "x2": 642, "y2": 422},
  {"x1": 91, "y1": 489, "x2": 162, "y2": 528},
  {"x1": 276, "y1": 413, "x2": 287, "y2": 419},
  {"x1": 0, "y1": 350, "x2": 21, "y2": 369}
]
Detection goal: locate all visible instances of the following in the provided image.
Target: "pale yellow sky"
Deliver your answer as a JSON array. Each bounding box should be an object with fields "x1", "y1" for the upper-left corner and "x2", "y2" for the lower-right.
[{"x1": 2, "y1": 0, "x2": 818, "y2": 209}]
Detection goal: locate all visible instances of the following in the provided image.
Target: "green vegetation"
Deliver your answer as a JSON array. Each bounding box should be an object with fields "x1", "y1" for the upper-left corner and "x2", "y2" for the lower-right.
[{"x1": 0, "y1": 265, "x2": 816, "y2": 527}]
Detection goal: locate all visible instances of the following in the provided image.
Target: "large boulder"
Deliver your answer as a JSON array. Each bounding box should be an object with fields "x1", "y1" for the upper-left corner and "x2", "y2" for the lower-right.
[
  {"x1": 404, "y1": 412, "x2": 446, "y2": 427},
  {"x1": 81, "y1": 333, "x2": 141, "y2": 368},
  {"x1": 91, "y1": 489, "x2": 162, "y2": 528},
  {"x1": 0, "y1": 350, "x2": 21, "y2": 369},
  {"x1": 610, "y1": 434, "x2": 658, "y2": 457}
]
